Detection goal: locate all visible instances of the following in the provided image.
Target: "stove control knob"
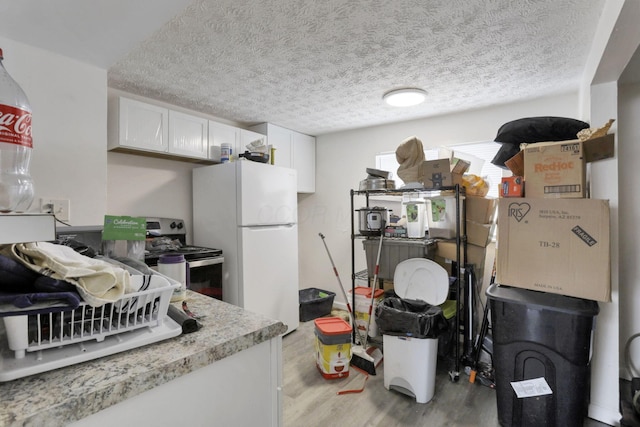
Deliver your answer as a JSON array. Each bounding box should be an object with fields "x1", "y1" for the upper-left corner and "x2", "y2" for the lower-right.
[
  {"x1": 170, "y1": 221, "x2": 177, "y2": 229},
  {"x1": 177, "y1": 222, "x2": 184, "y2": 229}
]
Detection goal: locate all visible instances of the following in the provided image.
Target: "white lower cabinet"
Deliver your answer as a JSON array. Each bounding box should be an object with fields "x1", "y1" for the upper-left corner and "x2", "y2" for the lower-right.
[
  {"x1": 250, "y1": 123, "x2": 315, "y2": 193},
  {"x1": 69, "y1": 338, "x2": 283, "y2": 427}
]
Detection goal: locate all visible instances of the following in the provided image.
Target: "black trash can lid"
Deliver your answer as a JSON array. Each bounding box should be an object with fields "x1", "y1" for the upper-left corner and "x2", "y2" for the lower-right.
[{"x1": 486, "y1": 283, "x2": 599, "y2": 317}]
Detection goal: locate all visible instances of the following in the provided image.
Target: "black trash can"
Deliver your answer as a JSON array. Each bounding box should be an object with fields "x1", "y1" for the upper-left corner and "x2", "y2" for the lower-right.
[{"x1": 487, "y1": 284, "x2": 599, "y2": 427}]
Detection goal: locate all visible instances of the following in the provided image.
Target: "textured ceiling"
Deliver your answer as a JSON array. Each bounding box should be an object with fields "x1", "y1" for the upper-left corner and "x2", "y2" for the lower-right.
[{"x1": 1, "y1": 0, "x2": 607, "y2": 136}]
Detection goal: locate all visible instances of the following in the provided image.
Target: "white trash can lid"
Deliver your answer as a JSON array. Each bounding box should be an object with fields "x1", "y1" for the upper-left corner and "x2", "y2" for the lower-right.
[{"x1": 393, "y1": 258, "x2": 449, "y2": 305}]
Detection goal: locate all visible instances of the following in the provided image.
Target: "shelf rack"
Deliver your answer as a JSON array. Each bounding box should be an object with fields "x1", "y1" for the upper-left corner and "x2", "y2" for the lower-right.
[{"x1": 350, "y1": 184, "x2": 469, "y2": 381}]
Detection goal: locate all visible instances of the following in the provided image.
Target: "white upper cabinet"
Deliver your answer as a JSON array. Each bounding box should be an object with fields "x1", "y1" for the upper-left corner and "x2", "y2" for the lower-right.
[
  {"x1": 109, "y1": 97, "x2": 168, "y2": 153},
  {"x1": 292, "y1": 131, "x2": 316, "y2": 193},
  {"x1": 208, "y1": 122, "x2": 268, "y2": 162},
  {"x1": 108, "y1": 96, "x2": 213, "y2": 163},
  {"x1": 256, "y1": 123, "x2": 292, "y2": 169},
  {"x1": 208, "y1": 121, "x2": 239, "y2": 161},
  {"x1": 239, "y1": 129, "x2": 267, "y2": 157},
  {"x1": 168, "y1": 111, "x2": 208, "y2": 159},
  {"x1": 250, "y1": 123, "x2": 315, "y2": 193}
]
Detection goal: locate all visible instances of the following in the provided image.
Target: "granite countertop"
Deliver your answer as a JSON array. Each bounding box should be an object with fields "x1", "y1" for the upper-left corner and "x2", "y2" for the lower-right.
[{"x1": 0, "y1": 291, "x2": 287, "y2": 427}]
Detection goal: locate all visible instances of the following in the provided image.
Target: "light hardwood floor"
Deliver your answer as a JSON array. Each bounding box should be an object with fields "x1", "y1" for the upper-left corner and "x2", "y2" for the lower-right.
[{"x1": 282, "y1": 315, "x2": 610, "y2": 427}]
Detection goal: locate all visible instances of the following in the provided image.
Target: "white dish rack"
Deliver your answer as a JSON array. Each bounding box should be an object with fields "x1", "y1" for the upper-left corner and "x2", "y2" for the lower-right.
[{"x1": 0, "y1": 280, "x2": 182, "y2": 382}]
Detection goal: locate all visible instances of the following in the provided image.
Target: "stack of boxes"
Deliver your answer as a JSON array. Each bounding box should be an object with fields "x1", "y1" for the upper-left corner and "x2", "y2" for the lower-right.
[
  {"x1": 489, "y1": 130, "x2": 613, "y2": 426},
  {"x1": 433, "y1": 196, "x2": 498, "y2": 289},
  {"x1": 496, "y1": 133, "x2": 614, "y2": 302},
  {"x1": 417, "y1": 155, "x2": 498, "y2": 288}
]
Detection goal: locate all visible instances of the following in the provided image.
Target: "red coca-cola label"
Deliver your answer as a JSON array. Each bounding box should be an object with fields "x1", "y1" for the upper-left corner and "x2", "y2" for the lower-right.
[{"x1": 0, "y1": 104, "x2": 32, "y2": 148}]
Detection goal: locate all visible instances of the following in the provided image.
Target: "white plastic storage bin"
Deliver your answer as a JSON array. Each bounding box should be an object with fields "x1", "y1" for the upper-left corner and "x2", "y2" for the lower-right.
[
  {"x1": 402, "y1": 199, "x2": 426, "y2": 238},
  {"x1": 426, "y1": 195, "x2": 463, "y2": 239},
  {"x1": 383, "y1": 335, "x2": 439, "y2": 403}
]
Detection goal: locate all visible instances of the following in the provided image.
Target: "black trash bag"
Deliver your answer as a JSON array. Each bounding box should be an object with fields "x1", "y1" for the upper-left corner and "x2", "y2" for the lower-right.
[
  {"x1": 490, "y1": 143, "x2": 522, "y2": 169},
  {"x1": 375, "y1": 297, "x2": 449, "y2": 339},
  {"x1": 494, "y1": 116, "x2": 590, "y2": 145}
]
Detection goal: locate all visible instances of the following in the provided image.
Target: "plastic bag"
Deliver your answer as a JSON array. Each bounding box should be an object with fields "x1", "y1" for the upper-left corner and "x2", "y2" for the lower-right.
[
  {"x1": 375, "y1": 297, "x2": 449, "y2": 339},
  {"x1": 462, "y1": 174, "x2": 489, "y2": 197}
]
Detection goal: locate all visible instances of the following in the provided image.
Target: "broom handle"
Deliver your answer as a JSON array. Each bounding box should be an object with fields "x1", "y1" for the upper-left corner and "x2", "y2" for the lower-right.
[{"x1": 363, "y1": 227, "x2": 384, "y2": 350}]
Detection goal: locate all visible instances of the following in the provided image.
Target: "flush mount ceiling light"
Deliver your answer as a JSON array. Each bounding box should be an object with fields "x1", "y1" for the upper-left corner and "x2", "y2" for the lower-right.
[{"x1": 383, "y1": 88, "x2": 427, "y2": 107}]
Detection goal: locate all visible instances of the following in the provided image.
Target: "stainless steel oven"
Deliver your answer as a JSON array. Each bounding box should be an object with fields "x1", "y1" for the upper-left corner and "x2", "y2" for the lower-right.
[
  {"x1": 144, "y1": 217, "x2": 224, "y2": 301},
  {"x1": 55, "y1": 218, "x2": 224, "y2": 301}
]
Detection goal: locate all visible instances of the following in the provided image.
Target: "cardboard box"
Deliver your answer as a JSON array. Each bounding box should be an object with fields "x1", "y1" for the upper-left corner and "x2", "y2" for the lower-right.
[
  {"x1": 466, "y1": 220, "x2": 494, "y2": 247},
  {"x1": 504, "y1": 150, "x2": 524, "y2": 177},
  {"x1": 436, "y1": 241, "x2": 487, "y2": 278},
  {"x1": 500, "y1": 176, "x2": 524, "y2": 197},
  {"x1": 466, "y1": 196, "x2": 498, "y2": 224},
  {"x1": 523, "y1": 134, "x2": 614, "y2": 198},
  {"x1": 419, "y1": 159, "x2": 463, "y2": 188},
  {"x1": 496, "y1": 198, "x2": 610, "y2": 302}
]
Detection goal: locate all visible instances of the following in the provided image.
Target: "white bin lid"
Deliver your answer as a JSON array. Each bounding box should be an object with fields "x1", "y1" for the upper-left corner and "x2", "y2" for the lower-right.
[{"x1": 393, "y1": 258, "x2": 449, "y2": 305}]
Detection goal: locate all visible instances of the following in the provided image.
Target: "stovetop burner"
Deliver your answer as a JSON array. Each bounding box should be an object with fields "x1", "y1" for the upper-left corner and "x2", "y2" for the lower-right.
[
  {"x1": 144, "y1": 244, "x2": 223, "y2": 265},
  {"x1": 143, "y1": 217, "x2": 223, "y2": 266}
]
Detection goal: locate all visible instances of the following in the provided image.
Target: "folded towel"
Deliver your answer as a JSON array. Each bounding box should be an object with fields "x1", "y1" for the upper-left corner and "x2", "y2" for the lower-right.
[
  {"x1": 96, "y1": 255, "x2": 172, "y2": 313},
  {"x1": 0, "y1": 290, "x2": 82, "y2": 316},
  {"x1": 0, "y1": 253, "x2": 76, "y2": 293},
  {"x1": 7, "y1": 242, "x2": 132, "y2": 307}
]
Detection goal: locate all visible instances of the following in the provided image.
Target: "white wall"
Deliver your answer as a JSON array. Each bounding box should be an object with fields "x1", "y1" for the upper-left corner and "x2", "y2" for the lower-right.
[
  {"x1": 0, "y1": 36, "x2": 107, "y2": 226},
  {"x1": 619, "y1": 81, "x2": 640, "y2": 377},
  {"x1": 299, "y1": 92, "x2": 580, "y2": 297},
  {"x1": 106, "y1": 152, "x2": 198, "y2": 241}
]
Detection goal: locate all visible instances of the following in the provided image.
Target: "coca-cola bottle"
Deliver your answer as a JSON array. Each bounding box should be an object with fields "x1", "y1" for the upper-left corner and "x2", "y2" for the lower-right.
[{"x1": 0, "y1": 47, "x2": 34, "y2": 212}]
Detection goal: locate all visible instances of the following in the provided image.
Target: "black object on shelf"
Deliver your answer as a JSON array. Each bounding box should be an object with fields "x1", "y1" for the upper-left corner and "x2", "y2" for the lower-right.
[{"x1": 487, "y1": 283, "x2": 599, "y2": 427}]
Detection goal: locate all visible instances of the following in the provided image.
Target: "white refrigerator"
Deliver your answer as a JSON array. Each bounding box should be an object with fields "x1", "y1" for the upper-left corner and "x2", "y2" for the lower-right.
[{"x1": 193, "y1": 160, "x2": 299, "y2": 334}]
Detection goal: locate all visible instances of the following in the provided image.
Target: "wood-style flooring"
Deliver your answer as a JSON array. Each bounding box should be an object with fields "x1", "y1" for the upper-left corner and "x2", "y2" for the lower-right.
[{"x1": 282, "y1": 314, "x2": 610, "y2": 427}]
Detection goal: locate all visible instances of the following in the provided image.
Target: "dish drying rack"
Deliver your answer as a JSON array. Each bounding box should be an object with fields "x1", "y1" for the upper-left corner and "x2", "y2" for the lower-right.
[{"x1": 0, "y1": 280, "x2": 182, "y2": 382}]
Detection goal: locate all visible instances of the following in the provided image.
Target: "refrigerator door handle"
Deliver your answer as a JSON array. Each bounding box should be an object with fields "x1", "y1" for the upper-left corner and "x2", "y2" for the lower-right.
[{"x1": 241, "y1": 223, "x2": 296, "y2": 230}]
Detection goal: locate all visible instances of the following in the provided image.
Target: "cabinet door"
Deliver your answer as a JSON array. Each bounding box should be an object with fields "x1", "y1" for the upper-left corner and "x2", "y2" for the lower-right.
[
  {"x1": 209, "y1": 121, "x2": 239, "y2": 161},
  {"x1": 293, "y1": 132, "x2": 315, "y2": 193},
  {"x1": 239, "y1": 129, "x2": 268, "y2": 157},
  {"x1": 168, "y1": 111, "x2": 208, "y2": 159},
  {"x1": 265, "y1": 125, "x2": 293, "y2": 169},
  {"x1": 117, "y1": 98, "x2": 168, "y2": 153}
]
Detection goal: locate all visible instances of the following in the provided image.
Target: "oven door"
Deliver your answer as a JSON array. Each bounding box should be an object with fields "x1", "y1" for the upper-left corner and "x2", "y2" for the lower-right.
[{"x1": 187, "y1": 256, "x2": 224, "y2": 300}]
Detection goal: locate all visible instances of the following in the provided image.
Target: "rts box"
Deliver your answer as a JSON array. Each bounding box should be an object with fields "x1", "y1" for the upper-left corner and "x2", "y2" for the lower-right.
[
  {"x1": 496, "y1": 198, "x2": 610, "y2": 302},
  {"x1": 523, "y1": 134, "x2": 614, "y2": 198}
]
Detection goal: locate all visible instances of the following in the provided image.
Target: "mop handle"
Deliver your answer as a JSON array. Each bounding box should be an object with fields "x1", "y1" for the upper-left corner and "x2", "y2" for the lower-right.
[{"x1": 318, "y1": 233, "x2": 356, "y2": 326}]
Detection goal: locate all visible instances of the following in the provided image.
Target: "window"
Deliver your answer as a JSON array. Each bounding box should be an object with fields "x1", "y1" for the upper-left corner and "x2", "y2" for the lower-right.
[{"x1": 375, "y1": 141, "x2": 508, "y2": 197}]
